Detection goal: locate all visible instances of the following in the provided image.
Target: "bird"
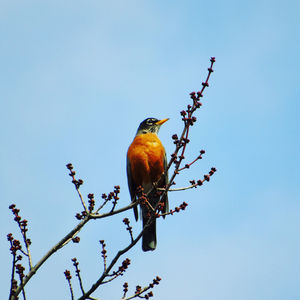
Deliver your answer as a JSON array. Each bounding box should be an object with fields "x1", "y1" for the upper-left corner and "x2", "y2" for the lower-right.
[{"x1": 127, "y1": 118, "x2": 169, "y2": 251}]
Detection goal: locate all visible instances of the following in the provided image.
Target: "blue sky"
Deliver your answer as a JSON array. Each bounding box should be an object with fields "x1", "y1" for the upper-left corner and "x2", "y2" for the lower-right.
[{"x1": 1, "y1": 1, "x2": 299, "y2": 299}]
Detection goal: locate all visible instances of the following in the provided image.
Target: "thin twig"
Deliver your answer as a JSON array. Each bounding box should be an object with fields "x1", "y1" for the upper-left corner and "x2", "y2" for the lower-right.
[
  {"x1": 8, "y1": 246, "x2": 16, "y2": 300},
  {"x1": 157, "y1": 184, "x2": 197, "y2": 192}
]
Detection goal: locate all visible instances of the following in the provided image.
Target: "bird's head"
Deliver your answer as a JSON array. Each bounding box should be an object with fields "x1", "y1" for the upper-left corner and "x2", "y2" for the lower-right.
[{"x1": 136, "y1": 118, "x2": 169, "y2": 135}]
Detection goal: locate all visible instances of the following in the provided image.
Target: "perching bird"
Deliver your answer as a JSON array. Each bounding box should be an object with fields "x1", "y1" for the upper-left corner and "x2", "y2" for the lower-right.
[{"x1": 127, "y1": 118, "x2": 169, "y2": 251}]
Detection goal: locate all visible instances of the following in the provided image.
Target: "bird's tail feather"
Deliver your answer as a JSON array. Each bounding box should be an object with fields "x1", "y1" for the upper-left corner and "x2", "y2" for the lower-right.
[{"x1": 142, "y1": 215, "x2": 156, "y2": 251}]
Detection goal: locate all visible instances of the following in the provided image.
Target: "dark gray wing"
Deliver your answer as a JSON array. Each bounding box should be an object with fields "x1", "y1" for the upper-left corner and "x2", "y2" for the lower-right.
[{"x1": 126, "y1": 155, "x2": 139, "y2": 221}]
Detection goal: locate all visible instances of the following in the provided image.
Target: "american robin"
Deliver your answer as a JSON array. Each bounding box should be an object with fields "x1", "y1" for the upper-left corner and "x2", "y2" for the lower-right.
[{"x1": 127, "y1": 118, "x2": 169, "y2": 251}]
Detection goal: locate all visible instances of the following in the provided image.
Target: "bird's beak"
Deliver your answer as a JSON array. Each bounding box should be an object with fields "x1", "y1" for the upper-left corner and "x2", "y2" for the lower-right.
[{"x1": 156, "y1": 118, "x2": 169, "y2": 125}]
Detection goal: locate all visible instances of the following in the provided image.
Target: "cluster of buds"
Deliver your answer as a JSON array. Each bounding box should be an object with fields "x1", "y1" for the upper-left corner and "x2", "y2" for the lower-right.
[
  {"x1": 113, "y1": 258, "x2": 131, "y2": 277},
  {"x1": 99, "y1": 240, "x2": 107, "y2": 264},
  {"x1": 157, "y1": 199, "x2": 167, "y2": 215},
  {"x1": 134, "y1": 276, "x2": 161, "y2": 299},
  {"x1": 123, "y1": 218, "x2": 133, "y2": 241},
  {"x1": 181, "y1": 107, "x2": 198, "y2": 126},
  {"x1": 167, "y1": 202, "x2": 188, "y2": 216},
  {"x1": 7, "y1": 233, "x2": 22, "y2": 255},
  {"x1": 75, "y1": 210, "x2": 87, "y2": 220},
  {"x1": 72, "y1": 236, "x2": 80, "y2": 243},
  {"x1": 168, "y1": 57, "x2": 215, "y2": 175},
  {"x1": 16, "y1": 264, "x2": 25, "y2": 279},
  {"x1": 189, "y1": 167, "x2": 217, "y2": 188},
  {"x1": 87, "y1": 193, "x2": 95, "y2": 212},
  {"x1": 189, "y1": 56, "x2": 215, "y2": 106},
  {"x1": 71, "y1": 258, "x2": 81, "y2": 277},
  {"x1": 64, "y1": 269, "x2": 72, "y2": 281},
  {"x1": 9, "y1": 204, "x2": 31, "y2": 247},
  {"x1": 123, "y1": 282, "x2": 129, "y2": 297},
  {"x1": 135, "y1": 186, "x2": 147, "y2": 205},
  {"x1": 101, "y1": 186, "x2": 120, "y2": 203},
  {"x1": 111, "y1": 185, "x2": 120, "y2": 211},
  {"x1": 100, "y1": 185, "x2": 121, "y2": 212},
  {"x1": 66, "y1": 163, "x2": 84, "y2": 189},
  {"x1": 75, "y1": 193, "x2": 96, "y2": 220}
]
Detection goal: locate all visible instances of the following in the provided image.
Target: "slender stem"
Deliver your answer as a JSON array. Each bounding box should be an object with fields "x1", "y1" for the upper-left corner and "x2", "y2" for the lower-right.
[
  {"x1": 23, "y1": 231, "x2": 33, "y2": 270},
  {"x1": 8, "y1": 250, "x2": 16, "y2": 300},
  {"x1": 19, "y1": 274, "x2": 26, "y2": 300},
  {"x1": 90, "y1": 202, "x2": 136, "y2": 219}
]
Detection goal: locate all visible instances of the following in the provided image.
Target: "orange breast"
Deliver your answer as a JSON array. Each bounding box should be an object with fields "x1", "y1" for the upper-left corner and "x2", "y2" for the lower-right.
[{"x1": 127, "y1": 133, "x2": 165, "y2": 188}]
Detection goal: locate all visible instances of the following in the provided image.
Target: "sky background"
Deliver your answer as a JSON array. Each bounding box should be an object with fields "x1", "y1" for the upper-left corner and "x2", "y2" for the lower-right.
[{"x1": 1, "y1": 0, "x2": 300, "y2": 299}]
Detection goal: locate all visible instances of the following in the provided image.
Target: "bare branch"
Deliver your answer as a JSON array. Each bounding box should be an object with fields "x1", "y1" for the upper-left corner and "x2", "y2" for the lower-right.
[
  {"x1": 72, "y1": 258, "x2": 85, "y2": 295},
  {"x1": 64, "y1": 270, "x2": 74, "y2": 300},
  {"x1": 66, "y1": 163, "x2": 88, "y2": 212}
]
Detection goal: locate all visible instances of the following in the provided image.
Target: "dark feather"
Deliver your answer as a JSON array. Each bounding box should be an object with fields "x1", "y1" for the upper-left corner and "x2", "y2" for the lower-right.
[{"x1": 126, "y1": 157, "x2": 138, "y2": 221}]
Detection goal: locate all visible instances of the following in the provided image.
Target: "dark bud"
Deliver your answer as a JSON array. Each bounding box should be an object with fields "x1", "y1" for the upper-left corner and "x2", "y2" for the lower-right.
[
  {"x1": 202, "y1": 82, "x2": 209, "y2": 87},
  {"x1": 180, "y1": 202, "x2": 188, "y2": 210},
  {"x1": 7, "y1": 233, "x2": 13, "y2": 241},
  {"x1": 204, "y1": 175, "x2": 210, "y2": 181},
  {"x1": 9, "y1": 204, "x2": 16, "y2": 209},
  {"x1": 197, "y1": 91, "x2": 203, "y2": 98},
  {"x1": 78, "y1": 179, "x2": 83, "y2": 186},
  {"x1": 189, "y1": 92, "x2": 196, "y2": 99},
  {"x1": 148, "y1": 291, "x2": 154, "y2": 297},
  {"x1": 180, "y1": 110, "x2": 186, "y2": 117},
  {"x1": 197, "y1": 180, "x2": 203, "y2": 186},
  {"x1": 195, "y1": 102, "x2": 202, "y2": 108},
  {"x1": 123, "y1": 218, "x2": 130, "y2": 225},
  {"x1": 64, "y1": 270, "x2": 72, "y2": 280},
  {"x1": 189, "y1": 180, "x2": 196, "y2": 185},
  {"x1": 87, "y1": 193, "x2": 94, "y2": 199},
  {"x1": 210, "y1": 57, "x2": 216, "y2": 62},
  {"x1": 13, "y1": 208, "x2": 20, "y2": 214},
  {"x1": 75, "y1": 213, "x2": 82, "y2": 220},
  {"x1": 200, "y1": 149, "x2": 205, "y2": 154},
  {"x1": 66, "y1": 163, "x2": 73, "y2": 170},
  {"x1": 72, "y1": 236, "x2": 80, "y2": 243},
  {"x1": 17, "y1": 255, "x2": 23, "y2": 261},
  {"x1": 208, "y1": 67, "x2": 214, "y2": 72},
  {"x1": 14, "y1": 216, "x2": 21, "y2": 222},
  {"x1": 172, "y1": 134, "x2": 178, "y2": 140},
  {"x1": 153, "y1": 276, "x2": 161, "y2": 284}
]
